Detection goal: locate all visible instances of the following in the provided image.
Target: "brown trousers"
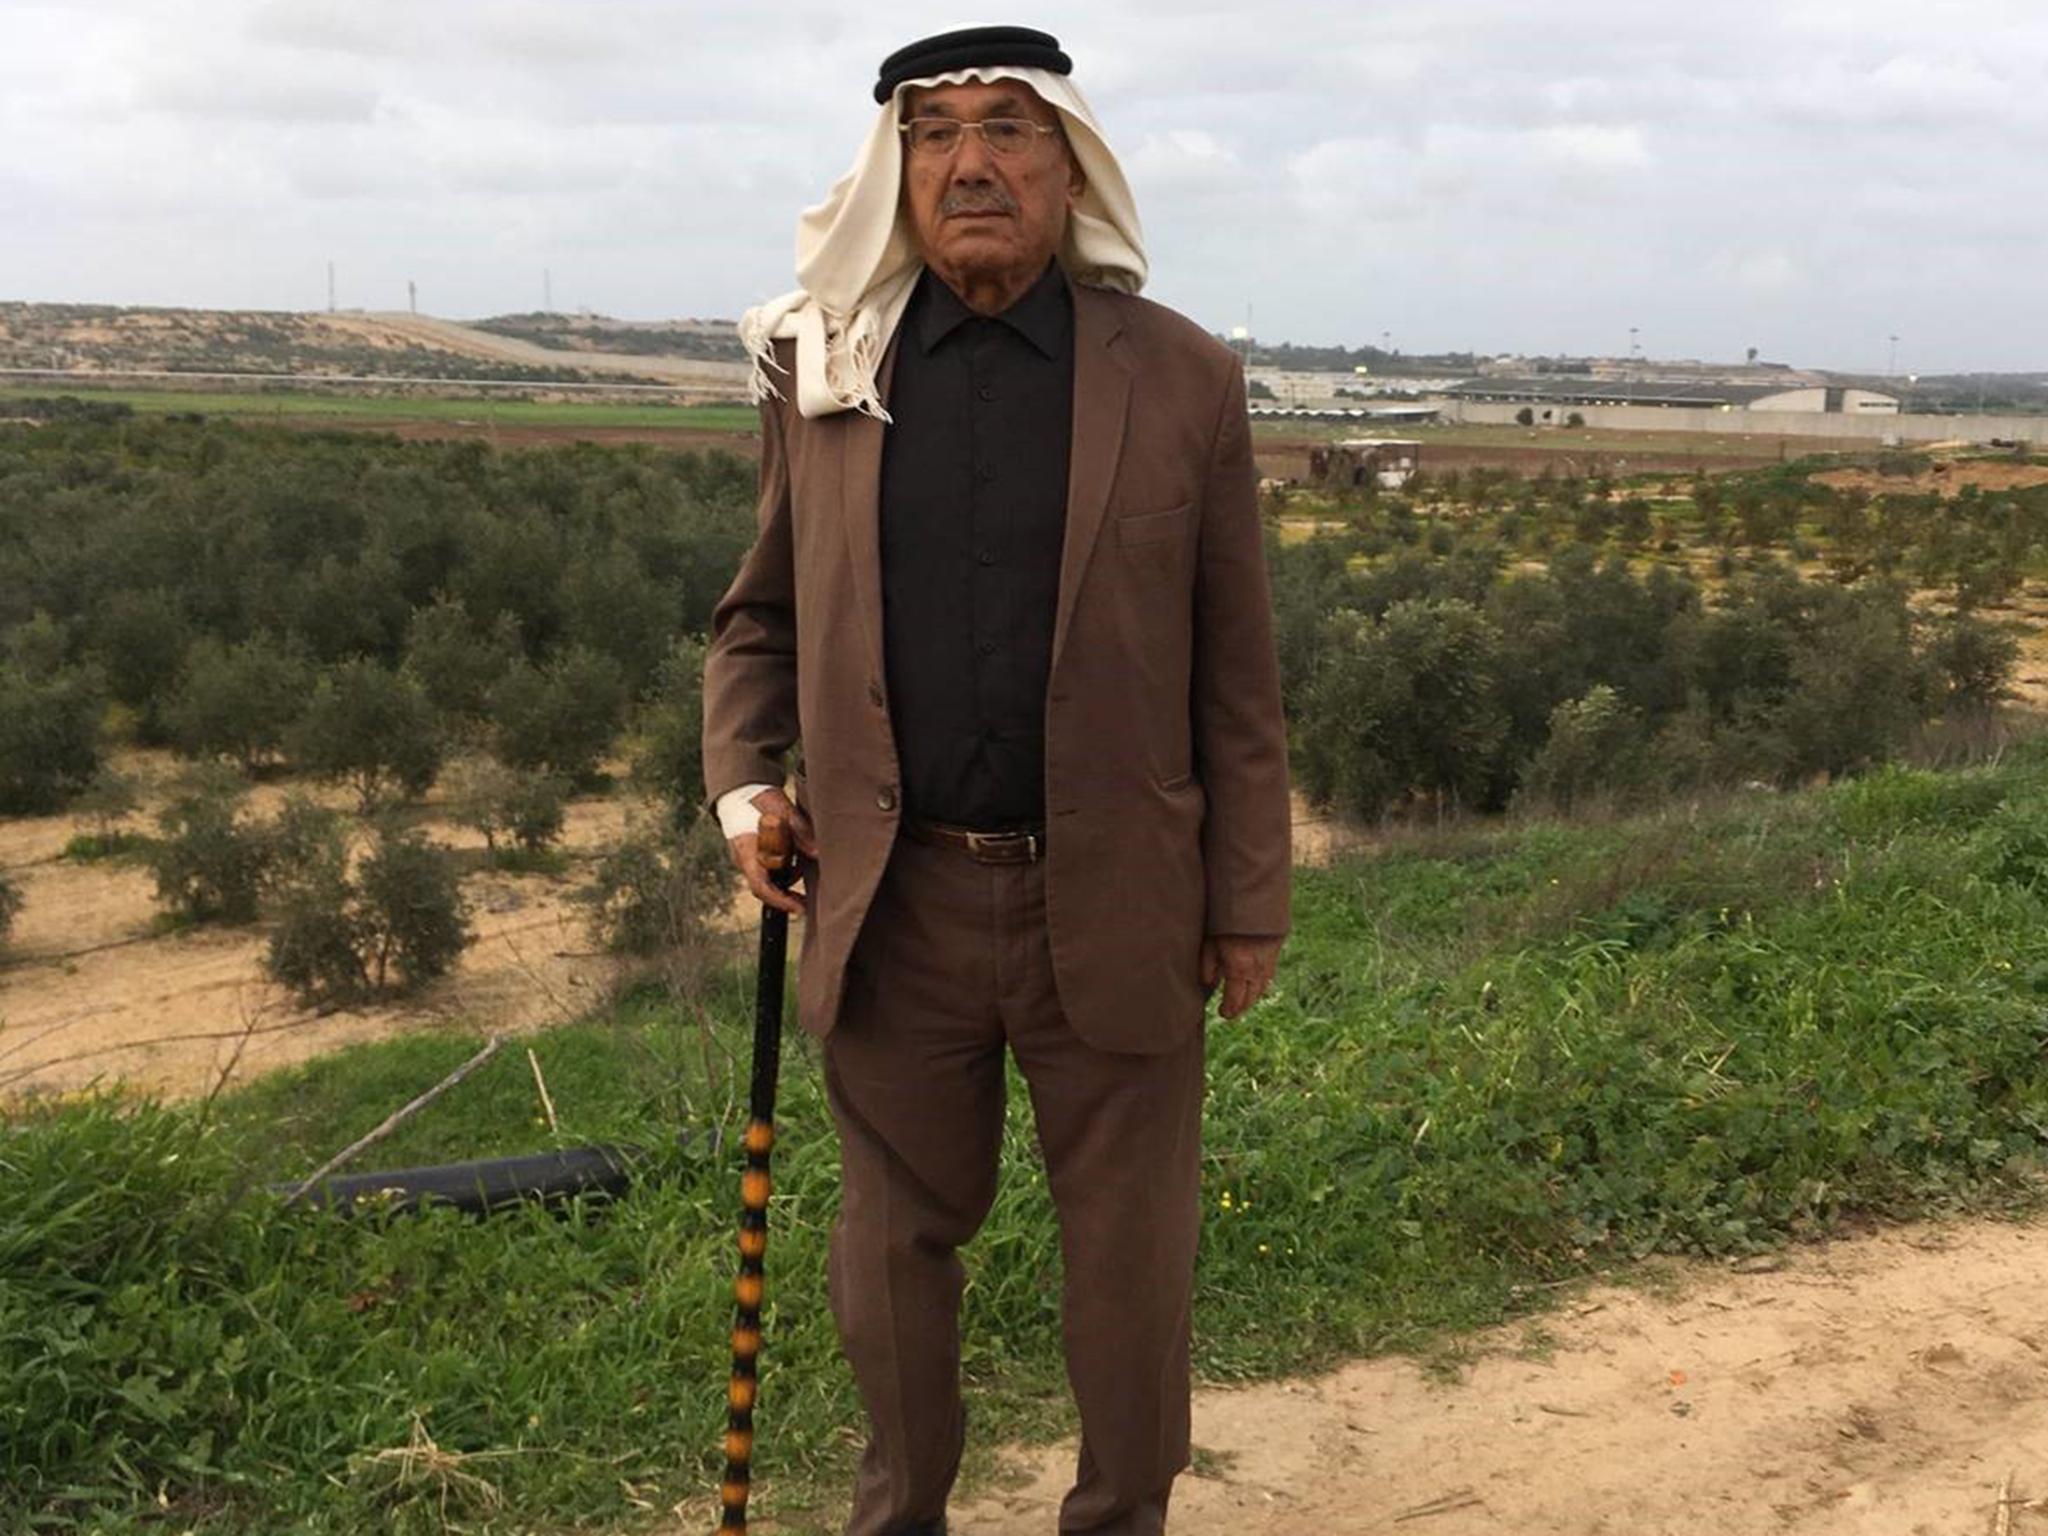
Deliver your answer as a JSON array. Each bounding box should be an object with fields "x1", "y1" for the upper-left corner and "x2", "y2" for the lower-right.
[{"x1": 823, "y1": 834, "x2": 1206, "y2": 1536}]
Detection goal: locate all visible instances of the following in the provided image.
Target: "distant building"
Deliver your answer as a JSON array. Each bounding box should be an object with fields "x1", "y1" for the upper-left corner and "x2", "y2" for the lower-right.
[
  {"x1": 1441, "y1": 377, "x2": 1899, "y2": 416},
  {"x1": 1248, "y1": 404, "x2": 1441, "y2": 425},
  {"x1": 1309, "y1": 438, "x2": 1423, "y2": 490}
]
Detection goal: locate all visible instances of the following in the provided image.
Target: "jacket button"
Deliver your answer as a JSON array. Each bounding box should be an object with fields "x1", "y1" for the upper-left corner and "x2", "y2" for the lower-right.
[{"x1": 876, "y1": 787, "x2": 897, "y2": 813}]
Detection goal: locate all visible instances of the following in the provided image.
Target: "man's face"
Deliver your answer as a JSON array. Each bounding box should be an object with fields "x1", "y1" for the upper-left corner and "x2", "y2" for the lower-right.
[{"x1": 899, "y1": 79, "x2": 1082, "y2": 292}]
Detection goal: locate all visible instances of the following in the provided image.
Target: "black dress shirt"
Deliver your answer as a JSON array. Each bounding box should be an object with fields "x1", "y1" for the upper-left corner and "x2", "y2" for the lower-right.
[{"x1": 879, "y1": 261, "x2": 1074, "y2": 829}]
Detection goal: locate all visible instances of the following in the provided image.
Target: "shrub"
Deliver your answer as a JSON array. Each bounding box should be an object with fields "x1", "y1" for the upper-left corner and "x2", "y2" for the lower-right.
[
  {"x1": 581, "y1": 815, "x2": 729, "y2": 957},
  {"x1": 265, "y1": 868, "x2": 372, "y2": 1004},
  {"x1": 164, "y1": 634, "x2": 309, "y2": 772},
  {"x1": 289, "y1": 660, "x2": 442, "y2": 810},
  {"x1": 1780, "y1": 588, "x2": 1923, "y2": 779},
  {"x1": 0, "y1": 869, "x2": 20, "y2": 946},
  {"x1": 91, "y1": 589, "x2": 191, "y2": 741},
  {"x1": 1295, "y1": 598, "x2": 1509, "y2": 820},
  {"x1": 489, "y1": 645, "x2": 629, "y2": 786},
  {"x1": 263, "y1": 826, "x2": 470, "y2": 1005},
  {"x1": 1514, "y1": 406, "x2": 1535, "y2": 427},
  {"x1": 0, "y1": 661, "x2": 104, "y2": 815},
  {"x1": 146, "y1": 771, "x2": 270, "y2": 925},
  {"x1": 1923, "y1": 613, "x2": 2019, "y2": 714},
  {"x1": 70, "y1": 764, "x2": 140, "y2": 839},
  {"x1": 403, "y1": 596, "x2": 521, "y2": 723},
  {"x1": 561, "y1": 547, "x2": 676, "y2": 694},
  {"x1": 265, "y1": 795, "x2": 350, "y2": 890},
  {"x1": 355, "y1": 828, "x2": 471, "y2": 991},
  {"x1": 1518, "y1": 686, "x2": 1652, "y2": 813},
  {"x1": 62, "y1": 765, "x2": 148, "y2": 861},
  {"x1": 446, "y1": 759, "x2": 569, "y2": 860},
  {"x1": 1266, "y1": 530, "x2": 1362, "y2": 715},
  {"x1": 630, "y1": 636, "x2": 709, "y2": 812}
]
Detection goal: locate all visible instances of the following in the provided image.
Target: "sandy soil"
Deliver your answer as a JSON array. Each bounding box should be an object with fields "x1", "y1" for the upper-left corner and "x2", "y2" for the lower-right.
[
  {"x1": 0, "y1": 758, "x2": 647, "y2": 1102},
  {"x1": 345, "y1": 312, "x2": 749, "y2": 390},
  {"x1": 946, "y1": 1215, "x2": 2048, "y2": 1536},
  {"x1": 1814, "y1": 461, "x2": 2048, "y2": 500}
]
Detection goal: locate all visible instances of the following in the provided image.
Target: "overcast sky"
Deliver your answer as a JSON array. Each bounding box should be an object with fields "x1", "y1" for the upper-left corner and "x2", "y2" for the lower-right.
[{"x1": 8, "y1": 0, "x2": 2045, "y2": 372}]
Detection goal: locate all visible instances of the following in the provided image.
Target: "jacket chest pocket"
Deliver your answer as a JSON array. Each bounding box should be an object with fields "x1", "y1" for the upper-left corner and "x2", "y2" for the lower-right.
[{"x1": 1114, "y1": 503, "x2": 1194, "y2": 577}]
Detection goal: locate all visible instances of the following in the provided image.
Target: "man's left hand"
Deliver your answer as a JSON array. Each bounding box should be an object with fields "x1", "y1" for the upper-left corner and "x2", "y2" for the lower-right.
[{"x1": 1200, "y1": 934, "x2": 1283, "y2": 1020}]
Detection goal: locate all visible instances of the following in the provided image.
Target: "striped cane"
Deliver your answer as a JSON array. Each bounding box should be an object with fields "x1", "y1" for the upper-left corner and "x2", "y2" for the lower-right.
[{"x1": 718, "y1": 811, "x2": 795, "y2": 1534}]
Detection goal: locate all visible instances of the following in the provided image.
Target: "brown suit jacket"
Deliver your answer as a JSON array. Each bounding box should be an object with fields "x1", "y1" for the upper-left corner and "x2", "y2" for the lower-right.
[{"x1": 702, "y1": 280, "x2": 1290, "y2": 1053}]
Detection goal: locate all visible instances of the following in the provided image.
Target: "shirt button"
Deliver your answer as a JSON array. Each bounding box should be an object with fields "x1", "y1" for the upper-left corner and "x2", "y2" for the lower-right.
[
  {"x1": 977, "y1": 385, "x2": 995, "y2": 402},
  {"x1": 976, "y1": 549, "x2": 996, "y2": 566},
  {"x1": 977, "y1": 640, "x2": 996, "y2": 656},
  {"x1": 977, "y1": 463, "x2": 996, "y2": 484},
  {"x1": 876, "y1": 786, "x2": 897, "y2": 812}
]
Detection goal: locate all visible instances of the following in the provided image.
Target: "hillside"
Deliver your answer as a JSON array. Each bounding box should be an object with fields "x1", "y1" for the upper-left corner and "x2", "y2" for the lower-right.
[{"x1": 0, "y1": 301, "x2": 749, "y2": 392}]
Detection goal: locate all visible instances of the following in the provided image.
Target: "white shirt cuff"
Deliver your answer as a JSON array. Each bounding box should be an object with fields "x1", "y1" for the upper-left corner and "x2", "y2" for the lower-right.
[{"x1": 715, "y1": 783, "x2": 777, "y2": 841}]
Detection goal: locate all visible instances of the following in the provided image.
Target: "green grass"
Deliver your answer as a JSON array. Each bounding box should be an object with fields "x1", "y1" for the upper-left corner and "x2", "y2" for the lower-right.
[
  {"x1": 0, "y1": 385, "x2": 758, "y2": 433},
  {"x1": 8, "y1": 755, "x2": 2048, "y2": 1532}
]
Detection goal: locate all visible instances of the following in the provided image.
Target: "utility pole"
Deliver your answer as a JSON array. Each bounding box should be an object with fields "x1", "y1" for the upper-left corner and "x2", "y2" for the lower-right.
[
  {"x1": 1888, "y1": 333, "x2": 1899, "y2": 378},
  {"x1": 407, "y1": 280, "x2": 417, "y2": 315},
  {"x1": 544, "y1": 268, "x2": 554, "y2": 313},
  {"x1": 327, "y1": 260, "x2": 336, "y2": 313}
]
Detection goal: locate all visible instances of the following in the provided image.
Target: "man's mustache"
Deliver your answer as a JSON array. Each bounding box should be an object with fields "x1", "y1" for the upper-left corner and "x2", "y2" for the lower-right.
[{"x1": 939, "y1": 186, "x2": 1018, "y2": 217}]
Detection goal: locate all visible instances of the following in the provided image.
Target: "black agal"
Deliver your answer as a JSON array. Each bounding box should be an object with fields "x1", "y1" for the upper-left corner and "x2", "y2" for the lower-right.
[{"x1": 874, "y1": 25, "x2": 1072, "y2": 103}]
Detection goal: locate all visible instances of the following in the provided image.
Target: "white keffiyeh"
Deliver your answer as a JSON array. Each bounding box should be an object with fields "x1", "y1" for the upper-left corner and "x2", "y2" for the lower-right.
[{"x1": 739, "y1": 65, "x2": 1146, "y2": 421}]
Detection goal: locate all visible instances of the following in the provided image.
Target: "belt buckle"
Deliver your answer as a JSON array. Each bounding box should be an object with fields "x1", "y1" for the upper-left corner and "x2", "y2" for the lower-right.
[{"x1": 964, "y1": 830, "x2": 1038, "y2": 864}]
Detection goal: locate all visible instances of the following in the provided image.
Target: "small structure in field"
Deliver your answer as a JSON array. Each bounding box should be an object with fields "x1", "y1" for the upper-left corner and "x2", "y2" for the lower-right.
[{"x1": 1310, "y1": 438, "x2": 1423, "y2": 490}]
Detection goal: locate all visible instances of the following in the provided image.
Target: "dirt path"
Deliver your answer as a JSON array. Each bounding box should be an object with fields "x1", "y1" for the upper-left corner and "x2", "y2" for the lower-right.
[{"x1": 949, "y1": 1216, "x2": 2047, "y2": 1536}]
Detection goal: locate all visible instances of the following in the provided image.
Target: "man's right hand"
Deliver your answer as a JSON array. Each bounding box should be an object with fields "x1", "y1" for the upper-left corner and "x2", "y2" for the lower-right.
[{"x1": 728, "y1": 786, "x2": 818, "y2": 918}]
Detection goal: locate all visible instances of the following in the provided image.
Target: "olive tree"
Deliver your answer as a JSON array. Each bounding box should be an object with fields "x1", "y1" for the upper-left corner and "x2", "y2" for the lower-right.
[{"x1": 289, "y1": 660, "x2": 443, "y2": 810}]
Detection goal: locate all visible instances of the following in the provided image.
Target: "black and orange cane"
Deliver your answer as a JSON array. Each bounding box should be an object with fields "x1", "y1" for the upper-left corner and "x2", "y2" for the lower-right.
[{"x1": 717, "y1": 811, "x2": 797, "y2": 1534}]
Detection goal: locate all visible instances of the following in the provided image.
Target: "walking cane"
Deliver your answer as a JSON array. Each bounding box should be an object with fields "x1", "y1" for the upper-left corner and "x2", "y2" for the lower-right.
[{"x1": 718, "y1": 811, "x2": 796, "y2": 1535}]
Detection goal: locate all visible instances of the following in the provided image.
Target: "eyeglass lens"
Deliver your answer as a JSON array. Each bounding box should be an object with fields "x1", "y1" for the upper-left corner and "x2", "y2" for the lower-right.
[{"x1": 905, "y1": 119, "x2": 1043, "y2": 156}]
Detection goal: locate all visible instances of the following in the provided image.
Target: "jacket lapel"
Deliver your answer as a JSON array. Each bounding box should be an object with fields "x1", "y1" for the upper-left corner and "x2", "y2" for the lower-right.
[
  {"x1": 1052, "y1": 284, "x2": 1131, "y2": 674},
  {"x1": 840, "y1": 337, "x2": 900, "y2": 691}
]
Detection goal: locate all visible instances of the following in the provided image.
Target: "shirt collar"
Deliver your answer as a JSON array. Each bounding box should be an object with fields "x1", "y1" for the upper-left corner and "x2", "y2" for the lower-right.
[{"x1": 913, "y1": 260, "x2": 1071, "y2": 359}]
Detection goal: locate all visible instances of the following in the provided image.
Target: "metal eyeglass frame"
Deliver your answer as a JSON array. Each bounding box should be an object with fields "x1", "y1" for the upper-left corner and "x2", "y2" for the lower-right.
[{"x1": 897, "y1": 117, "x2": 1062, "y2": 158}]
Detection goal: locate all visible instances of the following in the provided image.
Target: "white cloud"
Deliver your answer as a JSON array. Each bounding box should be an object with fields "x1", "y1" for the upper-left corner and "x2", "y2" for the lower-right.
[
  {"x1": 1529, "y1": 124, "x2": 1651, "y2": 173},
  {"x1": 2, "y1": 0, "x2": 2045, "y2": 368},
  {"x1": 1712, "y1": 250, "x2": 1808, "y2": 293}
]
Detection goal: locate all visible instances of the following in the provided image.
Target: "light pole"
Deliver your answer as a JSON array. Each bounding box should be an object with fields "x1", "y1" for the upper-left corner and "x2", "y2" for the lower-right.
[{"x1": 1888, "y1": 334, "x2": 1899, "y2": 379}]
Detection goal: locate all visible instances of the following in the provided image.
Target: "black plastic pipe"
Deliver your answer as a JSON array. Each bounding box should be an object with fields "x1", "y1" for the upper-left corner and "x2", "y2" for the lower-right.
[{"x1": 285, "y1": 1143, "x2": 638, "y2": 1216}]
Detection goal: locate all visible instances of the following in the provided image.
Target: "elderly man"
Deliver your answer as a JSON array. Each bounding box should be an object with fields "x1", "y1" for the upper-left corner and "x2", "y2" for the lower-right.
[{"x1": 702, "y1": 25, "x2": 1290, "y2": 1536}]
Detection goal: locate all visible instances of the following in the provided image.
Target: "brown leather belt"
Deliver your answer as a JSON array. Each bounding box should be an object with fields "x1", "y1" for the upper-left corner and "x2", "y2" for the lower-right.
[{"x1": 902, "y1": 820, "x2": 1046, "y2": 864}]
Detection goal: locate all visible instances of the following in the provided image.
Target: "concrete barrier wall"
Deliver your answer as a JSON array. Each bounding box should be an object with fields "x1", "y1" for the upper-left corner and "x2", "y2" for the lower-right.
[{"x1": 1445, "y1": 401, "x2": 2048, "y2": 446}]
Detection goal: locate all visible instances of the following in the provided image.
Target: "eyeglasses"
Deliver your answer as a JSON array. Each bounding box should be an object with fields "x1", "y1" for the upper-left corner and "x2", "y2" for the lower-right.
[{"x1": 897, "y1": 117, "x2": 1061, "y2": 159}]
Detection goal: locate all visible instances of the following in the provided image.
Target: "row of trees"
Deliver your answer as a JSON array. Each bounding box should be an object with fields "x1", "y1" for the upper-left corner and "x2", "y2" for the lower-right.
[
  {"x1": 1271, "y1": 533, "x2": 2021, "y2": 821},
  {"x1": 1305, "y1": 457, "x2": 2048, "y2": 612},
  {"x1": 0, "y1": 414, "x2": 739, "y2": 1001},
  {"x1": 0, "y1": 415, "x2": 744, "y2": 815}
]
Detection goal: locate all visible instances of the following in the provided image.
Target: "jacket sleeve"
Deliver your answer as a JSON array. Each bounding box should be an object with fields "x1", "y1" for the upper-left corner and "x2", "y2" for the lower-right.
[
  {"x1": 1192, "y1": 365, "x2": 1292, "y2": 936},
  {"x1": 701, "y1": 393, "x2": 799, "y2": 808}
]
